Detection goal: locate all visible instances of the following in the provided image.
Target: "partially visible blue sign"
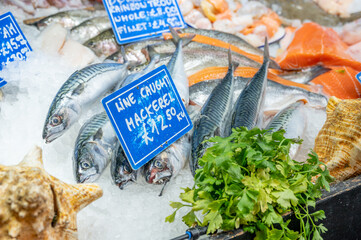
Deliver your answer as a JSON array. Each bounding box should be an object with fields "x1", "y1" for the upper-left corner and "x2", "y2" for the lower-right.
[
  {"x1": 0, "y1": 12, "x2": 32, "y2": 88},
  {"x1": 102, "y1": 0, "x2": 186, "y2": 45},
  {"x1": 357, "y1": 72, "x2": 361, "y2": 84},
  {"x1": 102, "y1": 65, "x2": 192, "y2": 170}
]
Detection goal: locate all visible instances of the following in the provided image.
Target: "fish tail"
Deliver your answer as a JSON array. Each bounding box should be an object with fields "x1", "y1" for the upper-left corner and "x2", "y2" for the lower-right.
[
  {"x1": 306, "y1": 66, "x2": 331, "y2": 84},
  {"x1": 169, "y1": 26, "x2": 195, "y2": 47},
  {"x1": 228, "y1": 47, "x2": 239, "y2": 70},
  {"x1": 120, "y1": 46, "x2": 128, "y2": 64},
  {"x1": 263, "y1": 37, "x2": 270, "y2": 64}
]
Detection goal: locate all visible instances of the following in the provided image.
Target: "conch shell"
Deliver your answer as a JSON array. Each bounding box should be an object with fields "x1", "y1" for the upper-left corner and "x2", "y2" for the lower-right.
[
  {"x1": 314, "y1": 96, "x2": 361, "y2": 181},
  {"x1": 0, "y1": 146, "x2": 103, "y2": 240}
]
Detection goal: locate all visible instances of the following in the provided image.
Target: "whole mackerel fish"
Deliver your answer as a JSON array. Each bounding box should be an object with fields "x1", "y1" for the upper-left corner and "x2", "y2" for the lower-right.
[
  {"x1": 143, "y1": 27, "x2": 193, "y2": 189},
  {"x1": 228, "y1": 38, "x2": 270, "y2": 135},
  {"x1": 74, "y1": 112, "x2": 119, "y2": 183},
  {"x1": 70, "y1": 16, "x2": 111, "y2": 43},
  {"x1": 190, "y1": 49, "x2": 238, "y2": 175},
  {"x1": 24, "y1": 9, "x2": 99, "y2": 29},
  {"x1": 43, "y1": 50, "x2": 129, "y2": 143}
]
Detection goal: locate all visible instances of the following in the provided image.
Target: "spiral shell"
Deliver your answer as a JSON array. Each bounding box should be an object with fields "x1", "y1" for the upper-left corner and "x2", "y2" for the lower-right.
[
  {"x1": 314, "y1": 96, "x2": 361, "y2": 181},
  {"x1": 0, "y1": 146, "x2": 103, "y2": 240}
]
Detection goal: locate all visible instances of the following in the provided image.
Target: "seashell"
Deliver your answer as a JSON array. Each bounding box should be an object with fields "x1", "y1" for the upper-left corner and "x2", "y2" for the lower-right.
[
  {"x1": 0, "y1": 146, "x2": 103, "y2": 240},
  {"x1": 314, "y1": 96, "x2": 361, "y2": 181}
]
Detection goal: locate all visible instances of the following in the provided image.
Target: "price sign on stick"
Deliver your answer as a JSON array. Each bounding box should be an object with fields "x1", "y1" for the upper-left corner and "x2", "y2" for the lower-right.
[
  {"x1": 102, "y1": 0, "x2": 186, "y2": 44},
  {"x1": 0, "y1": 12, "x2": 32, "y2": 88},
  {"x1": 102, "y1": 65, "x2": 193, "y2": 170}
]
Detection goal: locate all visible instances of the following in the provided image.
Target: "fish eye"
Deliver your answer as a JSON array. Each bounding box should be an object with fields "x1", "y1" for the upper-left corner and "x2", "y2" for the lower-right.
[
  {"x1": 155, "y1": 160, "x2": 163, "y2": 170},
  {"x1": 50, "y1": 115, "x2": 62, "y2": 126},
  {"x1": 81, "y1": 161, "x2": 91, "y2": 169},
  {"x1": 123, "y1": 164, "x2": 131, "y2": 174}
]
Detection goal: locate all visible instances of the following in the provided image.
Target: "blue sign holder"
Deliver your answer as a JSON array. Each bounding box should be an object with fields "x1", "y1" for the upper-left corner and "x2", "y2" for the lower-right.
[
  {"x1": 102, "y1": 0, "x2": 186, "y2": 45},
  {"x1": 102, "y1": 65, "x2": 192, "y2": 170},
  {"x1": 0, "y1": 12, "x2": 32, "y2": 88},
  {"x1": 356, "y1": 72, "x2": 361, "y2": 84}
]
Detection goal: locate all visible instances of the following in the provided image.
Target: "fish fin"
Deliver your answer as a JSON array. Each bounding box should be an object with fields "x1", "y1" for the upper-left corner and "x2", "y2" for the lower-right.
[
  {"x1": 72, "y1": 83, "x2": 85, "y2": 96},
  {"x1": 263, "y1": 37, "x2": 270, "y2": 64},
  {"x1": 120, "y1": 46, "x2": 128, "y2": 64},
  {"x1": 168, "y1": 25, "x2": 195, "y2": 47},
  {"x1": 269, "y1": 59, "x2": 281, "y2": 69},
  {"x1": 214, "y1": 126, "x2": 221, "y2": 136},
  {"x1": 228, "y1": 47, "x2": 239, "y2": 70},
  {"x1": 306, "y1": 65, "x2": 331, "y2": 84},
  {"x1": 93, "y1": 128, "x2": 103, "y2": 141}
]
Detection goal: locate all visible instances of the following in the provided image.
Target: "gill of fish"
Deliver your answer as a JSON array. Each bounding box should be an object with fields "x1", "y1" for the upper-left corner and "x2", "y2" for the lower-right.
[
  {"x1": 228, "y1": 38, "x2": 270, "y2": 135},
  {"x1": 190, "y1": 49, "x2": 237, "y2": 175},
  {"x1": 83, "y1": 29, "x2": 119, "y2": 57},
  {"x1": 70, "y1": 16, "x2": 111, "y2": 43},
  {"x1": 265, "y1": 100, "x2": 307, "y2": 158},
  {"x1": 142, "y1": 103, "x2": 201, "y2": 186},
  {"x1": 111, "y1": 145, "x2": 139, "y2": 189},
  {"x1": 43, "y1": 61, "x2": 129, "y2": 143},
  {"x1": 74, "y1": 112, "x2": 119, "y2": 183}
]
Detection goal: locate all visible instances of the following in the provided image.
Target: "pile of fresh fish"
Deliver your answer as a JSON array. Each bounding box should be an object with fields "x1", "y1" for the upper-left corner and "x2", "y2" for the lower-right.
[{"x1": 16, "y1": 6, "x2": 337, "y2": 194}]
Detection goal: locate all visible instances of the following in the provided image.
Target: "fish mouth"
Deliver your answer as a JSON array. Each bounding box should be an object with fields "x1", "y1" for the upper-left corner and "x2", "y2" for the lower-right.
[
  {"x1": 77, "y1": 173, "x2": 99, "y2": 183},
  {"x1": 44, "y1": 132, "x2": 62, "y2": 144},
  {"x1": 115, "y1": 179, "x2": 132, "y2": 190},
  {"x1": 147, "y1": 168, "x2": 172, "y2": 184}
]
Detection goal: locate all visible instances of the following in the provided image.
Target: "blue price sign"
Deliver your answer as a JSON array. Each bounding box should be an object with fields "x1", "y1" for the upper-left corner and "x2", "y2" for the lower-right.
[
  {"x1": 102, "y1": 65, "x2": 192, "y2": 170},
  {"x1": 357, "y1": 72, "x2": 361, "y2": 84},
  {"x1": 103, "y1": 0, "x2": 186, "y2": 45},
  {"x1": 0, "y1": 12, "x2": 32, "y2": 88}
]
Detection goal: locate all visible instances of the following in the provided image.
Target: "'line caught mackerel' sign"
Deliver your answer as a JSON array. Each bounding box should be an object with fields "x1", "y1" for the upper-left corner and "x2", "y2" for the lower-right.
[
  {"x1": 102, "y1": 0, "x2": 186, "y2": 44},
  {"x1": 0, "y1": 12, "x2": 32, "y2": 88},
  {"x1": 102, "y1": 65, "x2": 192, "y2": 170}
]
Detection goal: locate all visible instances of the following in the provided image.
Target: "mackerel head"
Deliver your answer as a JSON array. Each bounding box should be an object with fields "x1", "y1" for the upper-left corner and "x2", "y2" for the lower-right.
[
  {"x1": 43, "y1": 59, "x2": 129, "y2": 143},
  {"x1": 190, "y1": 49, "x2": 238, "y2": 175},
  {"x1": 74, "y1": 111, "x2": 119, "y2": 183},
  {"x1": 228, "y1": 38, "x2": 270, "y2": 135}
]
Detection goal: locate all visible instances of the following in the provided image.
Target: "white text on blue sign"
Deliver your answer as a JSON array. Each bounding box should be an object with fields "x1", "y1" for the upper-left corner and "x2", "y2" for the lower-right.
[
  {"x1": 0, "y1": 12, "x2": 32, "y2": 88},
  {"x1": 102, "y1": 65, "x2": 192, "y2": 170},
  {"x1": 103, "y1": 0, "x2": 186, "y2": 44}
]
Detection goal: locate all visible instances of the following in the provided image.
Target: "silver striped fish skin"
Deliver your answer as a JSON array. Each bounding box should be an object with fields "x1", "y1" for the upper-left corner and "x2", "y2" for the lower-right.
[
  {"x1": 265, "y1": 100, "x2": 307, "y2": 158},
  {"x1": 228, "y1": 39, "x2": 270, "y2": 134},
  {"x1": 266, "y1": 100, "x2": 306, "y2": 133},
  {"x1": 189, "y1": 77, "x2": 328, "y2": 112},
  {"x1": 43, "y1": 62, "x2": 128, "y2": 143},
  {"x1": 83, "y1": 29, "x2": 119, "y2": 57},
  {"x1": 190, "y1": 50, "x2": 237, "y2": 175},
  {"x1": 74, "y1": 112, "x2": 119, "y2": 183},
  {"x1": 70, "y1": 16, "x2": 111, "y2": 43},
  {"x1": 29, "y1": 9, "x2": 98, "y2": 29}
]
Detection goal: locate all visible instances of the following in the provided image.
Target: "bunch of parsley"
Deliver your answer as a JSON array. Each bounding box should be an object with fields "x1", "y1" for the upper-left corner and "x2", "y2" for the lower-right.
[{"x1": 166, "y1": 127, "x2": 333, "y2": 239}]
